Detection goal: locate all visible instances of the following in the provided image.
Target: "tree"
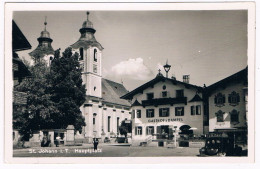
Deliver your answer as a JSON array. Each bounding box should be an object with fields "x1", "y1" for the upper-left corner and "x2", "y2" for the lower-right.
[
  {"x1": 119, "y1": 120, "x2": 132, "y2": 142},
  {"x1": 14, "y1": 47, "x2": 86, "y2": 140},
  {"x1": 47, "y1": 47, "x2": 86, "y2": 131},
  {"x1": 14, "y1": 59, "x2": 59, "y2": 140}
]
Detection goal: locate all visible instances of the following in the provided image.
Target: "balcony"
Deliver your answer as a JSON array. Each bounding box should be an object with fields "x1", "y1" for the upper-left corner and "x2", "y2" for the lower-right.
[{"x1": 142, "y1": 97, "x2": 187, "y2": 107}]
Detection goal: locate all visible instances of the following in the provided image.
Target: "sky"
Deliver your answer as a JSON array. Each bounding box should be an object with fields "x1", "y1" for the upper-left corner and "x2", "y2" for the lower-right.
[{"x1": 13, "y1": 10, "x2": 248, "y2": 91}]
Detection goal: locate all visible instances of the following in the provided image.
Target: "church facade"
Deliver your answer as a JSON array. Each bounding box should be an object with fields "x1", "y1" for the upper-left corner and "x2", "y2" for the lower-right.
[{"x1": 70, "y1": 12, "x2": 131, "y2": 142}]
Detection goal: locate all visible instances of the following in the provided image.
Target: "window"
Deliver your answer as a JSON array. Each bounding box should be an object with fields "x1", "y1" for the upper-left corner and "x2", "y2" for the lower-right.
[
  {"x1": 135, "y1": 126, "x2": 142, "y2": 135},
  {"x1": 176, "y1": 90, "x2": 184, "y2": 98},
  {"x1": 230, "y1": 109, "x2": 239, "y2": 123},
  {"x1": 93, "y1": 64, "x2": 97, "y2": 73},
  {"x1": 136, "y1": 110, "x2": 141, "y2": 118},
  {"x1": 162, "y1": 91, "x2": 167, "y2": 98},
  {"x1": 146, "y1": 109, "x2": 154, "y2": 118},
  {"x1": 215, "y1": 110, "x2": 224, "y2": 122},
  {"x1": 214, "y1": 93, "x2": 225, "y2": 107},
  {"x1": 108, "y1": 116, "x2": 111, "y2": 132},
  {"x1": 228, "y1": 91, "x2": 240, "y2": 106},
  {"x1": 191, "y1": 106, "x2": 195, "y2": 115},
  {"x1": 79, "y1": 48, "x2": 84, "y2": 60},
  {"x1": 94, "y1": 49, "x2": 97, "y2": 62},
  {"x1": 146, "y1": 126, "x2": 154, "y2": 135},
  {"x1": 175, "y1": 107, "x2": 184, "y2": 116},
  {"x1": 196, "y1": 105, "x2": 201, "y2": 115},
  {"x1": 147, "y1": 93, "x2": 154, "y2": 100},
  {"x1": 93, "y1": 118, "x2": 95, "y2": 125},
  {"x1": 159, "y1": 108, "x2": 170, "y2": 117}
]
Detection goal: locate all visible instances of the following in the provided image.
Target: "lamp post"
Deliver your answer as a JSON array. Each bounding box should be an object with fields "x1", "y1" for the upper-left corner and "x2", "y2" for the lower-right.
[{"x1": 163, "y1": 60, "x2": 171, "y2": 78}]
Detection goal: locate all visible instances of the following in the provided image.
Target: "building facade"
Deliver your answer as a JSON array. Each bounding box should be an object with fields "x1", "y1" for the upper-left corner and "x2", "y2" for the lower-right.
[
  {"x1": 121, "y1": 73, "x2": 206, "y2": 146},
  {"x1": 207, "y1": 67, "x2": 248, "y2": 135},
  {"x1": 70, "y1": 12, "x2": 131, "y2": 142}
]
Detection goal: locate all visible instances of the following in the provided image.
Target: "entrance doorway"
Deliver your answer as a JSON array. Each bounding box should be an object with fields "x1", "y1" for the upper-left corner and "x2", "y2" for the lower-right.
[{"x1": 157, "y1": 125, "x2": 169, "y2": 139}]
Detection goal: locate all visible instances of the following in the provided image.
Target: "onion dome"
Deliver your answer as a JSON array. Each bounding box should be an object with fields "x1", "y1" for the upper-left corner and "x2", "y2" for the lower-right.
[
  {"x1": 29, "y1": 17, "x2": 54, "y2": 59},
  {"x1": 71, "y1": 12, "x2": 103, "y2": 50}
]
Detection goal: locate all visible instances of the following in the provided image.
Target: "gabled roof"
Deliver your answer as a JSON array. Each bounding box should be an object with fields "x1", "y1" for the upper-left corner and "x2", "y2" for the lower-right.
[
  {"x1": 12, "y1": 20, "x2": 31, "y2": 52},
  {"x1": 207, "y1": 67, "x2": 248, "y2": 95},
  {"x1": 189, "y1": 94, "x2": 203, "y2": 102},
  {"x1": 121, "y1": 76, "x2": 203, "y2": 100},
  {"x1": 132, "y1": 99, "x2": 142, "y2": 106},
  {"x1": 102, "y1": 78, "x2": 131, "y2": 107}
]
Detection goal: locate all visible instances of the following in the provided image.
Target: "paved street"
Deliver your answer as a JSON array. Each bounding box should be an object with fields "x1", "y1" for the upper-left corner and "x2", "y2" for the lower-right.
[{"x1": 13, "y1": 144, "x2": 201, "y2": 157}]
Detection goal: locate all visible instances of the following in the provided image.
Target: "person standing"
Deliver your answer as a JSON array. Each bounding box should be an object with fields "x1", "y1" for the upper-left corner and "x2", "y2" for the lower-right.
[{"x1": 93, "y1": 138, "x2": 99, "y2": 151}]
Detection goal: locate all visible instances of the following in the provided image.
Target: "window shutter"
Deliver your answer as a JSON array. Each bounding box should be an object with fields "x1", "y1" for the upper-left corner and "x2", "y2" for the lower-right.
[
  {"x1": 140, "y1": 127, "x2": 142, "y2": 135},
  {"x1": 214, "y1": 97, "x2": 217, "y2": 104},
  {"x1": 196, "y1": 106, "x2": 198, "y2": 115},
  {"x1": 135, "y1": 127, "x2": 137, "y2": 135},
  {"x1": 159, "y1": 109, "x2": 162, "y2": 117},
  {"x1": 237, "y1": 95, "x2": 240, "y2": 102},
  {"x1": 146, "y1": 110, "x2": 148, "y2": 117},
  {"x1": 152, "y1": 110, "x2": 154, "y2": 117},
  {"x1": 146, "y1": 127, "x2": 148, "y2": 135},
  {"x1": 223, "y1": 95, "x2": 226, "y2": 103},
  {"x1": 228, "y1": 96, "x2": 231, "y2": 103},
  {"x1": 152, "y1": 127, "x2": 154, "y2": 135}
]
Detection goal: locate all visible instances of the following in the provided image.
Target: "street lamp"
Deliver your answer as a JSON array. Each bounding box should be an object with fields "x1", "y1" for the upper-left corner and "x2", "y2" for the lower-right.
[{"x1": 163, "y1": 60, "x2": 171, "y2": 78}]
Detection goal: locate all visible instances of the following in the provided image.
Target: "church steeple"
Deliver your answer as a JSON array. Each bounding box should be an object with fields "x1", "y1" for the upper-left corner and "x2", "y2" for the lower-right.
[
  {"x1": 29, "y1": 16, "x2": 54, "y2": 65},
  {"x1": 71, "y1": 12, "x2": 103, "y2": 50}
]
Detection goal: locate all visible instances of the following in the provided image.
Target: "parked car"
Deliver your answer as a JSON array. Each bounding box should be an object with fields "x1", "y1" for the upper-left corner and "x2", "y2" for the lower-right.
[{"x1": 199, "y1": 133, "x2": 242, "y2": 156}]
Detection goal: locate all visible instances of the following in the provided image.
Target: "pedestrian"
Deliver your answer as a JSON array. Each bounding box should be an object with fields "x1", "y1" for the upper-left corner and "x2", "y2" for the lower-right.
[{"x1": 93, "y1": 138, "x2": 99, "y2": 151}]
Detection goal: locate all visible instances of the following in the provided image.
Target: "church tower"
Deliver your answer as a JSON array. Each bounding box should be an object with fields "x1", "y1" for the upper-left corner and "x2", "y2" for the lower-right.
[
  {"x1": 71, "y1": 12, "x2": 104, "y2": 98},
  {"x1": 29, "y1": 17, "x2": 54, "y2": 66}
]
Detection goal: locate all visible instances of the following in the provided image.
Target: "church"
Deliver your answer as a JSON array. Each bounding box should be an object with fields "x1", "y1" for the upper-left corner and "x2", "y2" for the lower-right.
[{"x1": 29, "y1": 12, "x2": 131, "y2": 144}]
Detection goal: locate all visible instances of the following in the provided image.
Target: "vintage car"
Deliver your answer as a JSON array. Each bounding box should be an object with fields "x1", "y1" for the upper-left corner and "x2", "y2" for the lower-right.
[{"x1": 199, "y1": 133, "x2": 242, "y2": 156}]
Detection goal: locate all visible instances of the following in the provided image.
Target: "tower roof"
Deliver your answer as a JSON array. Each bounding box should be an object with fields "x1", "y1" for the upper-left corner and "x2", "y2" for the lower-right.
[
  {"x1": 71, "y1": 12, "x2": 104, "y2": 50},
  {"x1": 29, "y1": 17, "x2": 54, "y2": 58}
]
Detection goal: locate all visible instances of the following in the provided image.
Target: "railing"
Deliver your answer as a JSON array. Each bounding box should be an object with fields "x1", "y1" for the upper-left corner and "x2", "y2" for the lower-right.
[{"x1": 142, "y1": 97, "x2": 187, "y2": 107}]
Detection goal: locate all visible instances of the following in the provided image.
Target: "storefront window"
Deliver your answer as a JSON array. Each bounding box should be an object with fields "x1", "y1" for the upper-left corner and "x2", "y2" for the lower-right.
[
  {"x1": 159, "y1": 108, "x2": 169, "y2": 117},
  {"x1": 175, "y1": 107, "x2": 184, "y2": 116},
  {"x1": 146, "y1": 109, "x2": 154, "y2": 118}
]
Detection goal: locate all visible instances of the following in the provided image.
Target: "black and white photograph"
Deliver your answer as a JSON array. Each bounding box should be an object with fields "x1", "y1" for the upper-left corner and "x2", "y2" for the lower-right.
[{"x1": 4, "y1": 2, "x2": 255, "y2": 164}]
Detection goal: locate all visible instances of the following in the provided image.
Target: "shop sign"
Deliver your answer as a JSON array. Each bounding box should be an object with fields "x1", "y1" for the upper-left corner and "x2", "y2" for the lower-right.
[{"x1": 148, "y1": 118, "x2": 183, "y2": 123}]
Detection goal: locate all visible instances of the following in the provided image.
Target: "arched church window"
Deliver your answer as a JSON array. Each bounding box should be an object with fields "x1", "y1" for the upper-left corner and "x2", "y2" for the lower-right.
[
  {"x1": 79, "y1": 48, "x2": 84, "y2": 60},
  {"x1": 94, "y1": 49, "x2": 97, "y2": 62}
]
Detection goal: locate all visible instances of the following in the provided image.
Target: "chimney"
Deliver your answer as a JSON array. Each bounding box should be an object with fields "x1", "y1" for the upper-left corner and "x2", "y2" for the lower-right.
[{"x1": 183, "y1": 75, "x2": 190, "y2": 83}]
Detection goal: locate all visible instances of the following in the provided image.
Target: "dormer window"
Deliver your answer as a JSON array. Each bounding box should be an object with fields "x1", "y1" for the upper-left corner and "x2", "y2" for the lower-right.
[
  {"x1": 79, "y1": 47, "x2": 84, "y2": 60},
  {"x1": 94, "y1": 49, "x2": 97, "y2": 62}
]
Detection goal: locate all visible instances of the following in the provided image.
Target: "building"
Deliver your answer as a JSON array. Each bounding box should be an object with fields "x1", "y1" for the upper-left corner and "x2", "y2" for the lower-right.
[
  {"x1": 121, "y1": 67, "x2": 206, "y2": 146},
  {"x1": 29, "y1": 17, "x2": 54, "y2": 66},
  {"x1": 12, "y1": 20, "x2": 32, "y2": 145},
  {"x1": 71, "y1": 12, "x2": 131, "y2": 142},
  {"x1": 206, "y1": 67, "x2": 248, "y2": 144}
]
